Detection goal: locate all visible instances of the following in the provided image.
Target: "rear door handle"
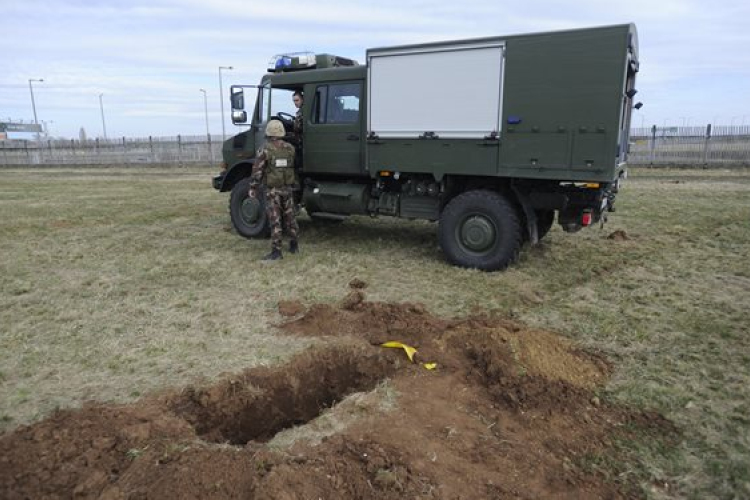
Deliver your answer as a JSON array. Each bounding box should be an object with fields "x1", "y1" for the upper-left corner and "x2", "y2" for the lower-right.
[{"x1": 347, "y1": 134, "x2": 359, "y2": 141}]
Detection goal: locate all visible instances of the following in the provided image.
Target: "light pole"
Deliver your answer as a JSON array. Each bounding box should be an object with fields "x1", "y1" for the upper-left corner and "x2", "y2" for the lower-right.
[
  {"x1": 218, "y1": 66, "x2": 233, "y2": 140},
  {"x1": 28, "y1": 78, "x2": 44, "y2": 140},
  {"x1": 42, "y1": 120, "x2": 54, "y2": 138},
  {"x1": 99, "y1": 93, "x2": 108, "y2": 139},
  {"x1": 200, "y1": 88, "x2": 213, "y2": 165}
]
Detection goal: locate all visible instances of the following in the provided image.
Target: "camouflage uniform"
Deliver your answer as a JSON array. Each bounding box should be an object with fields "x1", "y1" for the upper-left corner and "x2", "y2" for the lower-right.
[
  {"x1": 293, "y1": 108, "x2": 303, "y2": 145},
  {"x1": 249, "y1": 139, "x2": 299, "y2": 252},
  {"x1": 292, "y1": 108, "x2": 304, "y2": 170}
]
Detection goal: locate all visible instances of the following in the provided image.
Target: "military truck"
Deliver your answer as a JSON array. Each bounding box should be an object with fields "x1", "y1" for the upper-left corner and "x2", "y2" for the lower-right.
[{"x1": 212, "y1": 23, "x2": 640, "y2": 271}]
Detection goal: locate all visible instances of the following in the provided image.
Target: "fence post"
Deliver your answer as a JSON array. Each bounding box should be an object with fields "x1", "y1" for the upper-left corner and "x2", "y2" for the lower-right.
[
  {"x1": 207, "y1": 134, "x2": 213, "y2": 166},
  {"x1": 177, "y1": 134, "x2": 183, "y2": 167},
  {"x1": 649, "y1": 125, "x2": 656, "y2": 165},
  {"x1": 702, "y1": 124, "x2": 712, "y2": 167}
]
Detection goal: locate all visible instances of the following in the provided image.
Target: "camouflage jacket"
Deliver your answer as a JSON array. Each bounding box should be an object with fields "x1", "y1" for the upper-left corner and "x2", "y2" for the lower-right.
[
  {"x1": 250, "y1": 139, "x2": 296, "y2": 190},
  {"x1": 293, "y1": 109, "x2": 303, "y2": 143}
]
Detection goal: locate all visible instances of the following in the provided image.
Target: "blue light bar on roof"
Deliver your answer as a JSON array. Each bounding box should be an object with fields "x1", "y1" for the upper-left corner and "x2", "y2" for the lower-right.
[{"x1": 267, "y1": 52, "x2": 316, "y2": 72}]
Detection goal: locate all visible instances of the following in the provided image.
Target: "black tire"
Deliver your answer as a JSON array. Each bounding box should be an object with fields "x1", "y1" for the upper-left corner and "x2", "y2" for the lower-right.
[
  {"x1": 438, "y1": 190, "x2": 522, "y2": 271},
  {"x1": 536, "y1": 210, "x2": 555, "y2": 241},
  {"x1": 229, "y1": 177, "x2": 270, "y2": 238}
]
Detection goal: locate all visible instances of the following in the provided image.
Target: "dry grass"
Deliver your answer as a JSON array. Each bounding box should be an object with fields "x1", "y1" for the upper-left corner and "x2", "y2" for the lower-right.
[{"x1": 1, "y1": 166, "x2": 749, "y2": 498}]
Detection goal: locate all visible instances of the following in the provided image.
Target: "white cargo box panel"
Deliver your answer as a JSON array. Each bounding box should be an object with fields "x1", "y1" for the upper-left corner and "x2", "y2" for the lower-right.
[{"x1": 367, "y1": 41, "x2": 505, "y2": 139}]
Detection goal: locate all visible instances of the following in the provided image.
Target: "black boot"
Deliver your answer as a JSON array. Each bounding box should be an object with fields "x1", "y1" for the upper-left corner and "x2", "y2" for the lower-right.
[
  {"x1": 289, "y1": 240, "x2": 299, "y2": 254},
  {"x1": 262, "y1": 248, "x2": 283, "y2": 261}
]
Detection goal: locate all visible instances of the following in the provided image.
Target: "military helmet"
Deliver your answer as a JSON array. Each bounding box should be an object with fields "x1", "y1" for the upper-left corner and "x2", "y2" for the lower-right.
[{"x1": 265, "y1": 119, "x2": 285, "y2": 138}]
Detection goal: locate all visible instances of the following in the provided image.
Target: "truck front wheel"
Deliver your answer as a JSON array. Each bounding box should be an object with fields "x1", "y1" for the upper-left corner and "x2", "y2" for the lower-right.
[
  {"x1": 229, "y1": 177, "x2": 270, "y2": 238},
  {"x1": 438, "y1": 190, "x2": 522, "y2": 271}
]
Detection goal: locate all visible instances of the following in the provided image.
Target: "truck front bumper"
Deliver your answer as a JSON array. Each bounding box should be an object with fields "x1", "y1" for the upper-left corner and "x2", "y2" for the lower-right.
[{"x1": 212, "y1": 173, "x2": 226, "y2": 191}]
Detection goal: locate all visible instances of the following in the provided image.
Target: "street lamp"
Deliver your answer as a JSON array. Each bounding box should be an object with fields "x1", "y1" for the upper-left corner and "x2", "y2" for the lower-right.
[
  {"x1": 28, "y1": 78, "x2": 44, "y2": 140},
  {"x1": 218, "y1": 66, "x2": 233, "y2": 140},
  {"x1": 99, "y1": 93, "x2": 108, "y2": 139},
  {"x1": 200, "y1": 88, "x2": 213, "y2": 165}
]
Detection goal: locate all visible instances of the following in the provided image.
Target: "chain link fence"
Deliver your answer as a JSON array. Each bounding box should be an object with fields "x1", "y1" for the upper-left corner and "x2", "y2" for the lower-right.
[
  {"x1": 629, "y1": 125, "x2": 750, "y2": 167},
  {"x1": 0, "y1": 135, "x2": 223, "y2": 166},
  {"x1": 2, "y1": 127, "x2": 750, "y2": 167}
]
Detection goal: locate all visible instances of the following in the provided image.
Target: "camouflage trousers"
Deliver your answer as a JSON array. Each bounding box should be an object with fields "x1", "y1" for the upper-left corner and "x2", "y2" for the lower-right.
[{"x1": 265, "y1": 186, "x2": 298, "y2": 251}]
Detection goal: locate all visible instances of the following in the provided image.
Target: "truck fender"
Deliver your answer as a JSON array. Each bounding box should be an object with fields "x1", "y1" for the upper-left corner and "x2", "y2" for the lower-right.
[
  {"x1": 510, "y1": 185, "x2": 539, "y2": 245},
  {"x1": 219, "y1": 161, "x2": 255, "y2": 192}
]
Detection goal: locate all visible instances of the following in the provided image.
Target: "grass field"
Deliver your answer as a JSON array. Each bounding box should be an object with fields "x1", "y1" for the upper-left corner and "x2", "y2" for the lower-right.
[{"x1": 1, "y1": 166, "x2": 749, "y2": 499}]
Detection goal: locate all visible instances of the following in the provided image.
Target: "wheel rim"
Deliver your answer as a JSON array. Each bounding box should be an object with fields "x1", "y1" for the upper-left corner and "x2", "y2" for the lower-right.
[
  {"x1": 457, "y1": 214, "x2": 497, "y2": 253},
  {"x1": 240, "y1": 197, "x2": 262, "y2": 226}
]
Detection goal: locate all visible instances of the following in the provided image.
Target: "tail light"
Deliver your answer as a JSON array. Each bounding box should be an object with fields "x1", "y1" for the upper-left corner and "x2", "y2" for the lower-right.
[{"x1": 582, "y1": 212, "x2": 593, "y2": 226}]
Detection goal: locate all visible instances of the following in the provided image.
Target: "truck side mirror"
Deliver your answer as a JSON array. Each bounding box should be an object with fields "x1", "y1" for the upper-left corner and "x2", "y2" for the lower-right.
[
  {"x1": 230, "y1": 88, "x2": 244, "y2": 110},
  {"x1": 232, "y1": 110, "x2": 248, "y2": 124}
]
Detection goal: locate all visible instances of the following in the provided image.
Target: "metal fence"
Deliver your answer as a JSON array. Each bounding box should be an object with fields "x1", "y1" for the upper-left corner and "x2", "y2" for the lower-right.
[
  {"x1": 2, "y1": 126, "x2": 750, "y2": 167},
  {"x1": 629, "y1": 125, "x2": 750, "y2": 167},
  {"x1": 0, "y1": 135, "x2": 222, "y2": 166}
]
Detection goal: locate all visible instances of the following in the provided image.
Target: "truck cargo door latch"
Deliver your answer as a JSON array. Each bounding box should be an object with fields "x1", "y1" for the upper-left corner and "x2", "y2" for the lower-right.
[{"x1": 419, "y1": 131, "x2": 439, "y2": 139}]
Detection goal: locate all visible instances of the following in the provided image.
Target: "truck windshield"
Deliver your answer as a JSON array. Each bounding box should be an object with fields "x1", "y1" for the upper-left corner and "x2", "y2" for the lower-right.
[{"x1": 259, "y1": 87, "x2": 297, "y2": 123}]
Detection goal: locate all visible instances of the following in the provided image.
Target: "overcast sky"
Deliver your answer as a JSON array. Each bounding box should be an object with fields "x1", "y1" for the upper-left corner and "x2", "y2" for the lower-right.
[{"x1": 2, "y1": 0, "x2": 749, "y2": 139}]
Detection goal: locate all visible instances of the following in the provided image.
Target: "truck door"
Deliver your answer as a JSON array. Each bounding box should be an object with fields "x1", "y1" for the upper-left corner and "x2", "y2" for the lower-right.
[{"x1": 304, "y1": 82, "x2": 365, "y2": 175}]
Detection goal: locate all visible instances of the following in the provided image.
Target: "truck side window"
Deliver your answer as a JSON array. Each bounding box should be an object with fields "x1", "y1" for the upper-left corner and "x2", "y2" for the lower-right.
[
  {"x1": 312, "y1": 83, "x2": 360, "y2": 125},
  {"x1": 327, "y1": 83, "x2": 360, "y2": 124}
]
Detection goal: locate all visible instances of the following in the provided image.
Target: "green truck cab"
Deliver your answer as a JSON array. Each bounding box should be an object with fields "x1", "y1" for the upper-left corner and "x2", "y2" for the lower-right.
[{"x1": 212, "y1": 24, "x2": 639, "y2": 271}]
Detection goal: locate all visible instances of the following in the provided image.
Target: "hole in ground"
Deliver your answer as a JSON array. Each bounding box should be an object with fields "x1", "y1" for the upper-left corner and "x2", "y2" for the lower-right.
[{"x1": 171, "y1": 344, "x2": 395, "y2": 445}]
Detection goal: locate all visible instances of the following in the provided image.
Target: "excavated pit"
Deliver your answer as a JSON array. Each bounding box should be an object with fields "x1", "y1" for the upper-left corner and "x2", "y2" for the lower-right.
[
  {"x1": 0, "y1": 290, "x2": 677, "y2": 500},
  {"x1": 170, "y1": 343, "x2": 396, "y2": 445}
]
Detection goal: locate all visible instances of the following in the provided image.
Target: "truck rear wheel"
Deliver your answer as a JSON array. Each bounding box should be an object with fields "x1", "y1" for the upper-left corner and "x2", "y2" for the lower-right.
[
  {"x1": 438, "y1": 190, "x2": 522, "y2": 271},
  {"x1": 229, "y1": 177, "x2": 270, "y2": 238}
]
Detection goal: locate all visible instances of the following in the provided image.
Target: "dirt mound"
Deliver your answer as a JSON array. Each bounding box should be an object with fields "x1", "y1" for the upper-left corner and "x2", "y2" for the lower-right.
[
  {"x1": 283, "y1": 299, "x2": 447, "y2": 348},
  {"x1": 0, "y1": 298, "x2": 675, "y2": 499},
  {"x1": 608, "y1": 229, "x2": 630, "y2": 241},
  {"x1": 349, "y1": 277, "x2": 367, "y2": 289},
  {"x1": 277, "y1": 300, "x2": 305, "y2": 317}
]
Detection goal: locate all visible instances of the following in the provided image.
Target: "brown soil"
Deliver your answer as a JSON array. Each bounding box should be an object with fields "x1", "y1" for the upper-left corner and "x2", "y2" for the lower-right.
[
  {"x1": 608, "y1": 230, "x2": 630, "y2": 241},
  {"x1": 0, "y1": 296, "x2": 675, "y2": 500},
  {"x1": 349, "y1": 278, "x2": 368, "y2": 289},
  {"x1": 278, "y1": 300, "x2": 305, "y2": 317}
]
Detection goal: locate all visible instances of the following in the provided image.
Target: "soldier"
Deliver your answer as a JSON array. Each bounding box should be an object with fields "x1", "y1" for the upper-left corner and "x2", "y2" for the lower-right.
[
  {"x1": 248, "y1": 119, "x2": 299, "y2": 261},
  {"x1": 292, "y1": 91, "x2": 304, "y2": 145}
]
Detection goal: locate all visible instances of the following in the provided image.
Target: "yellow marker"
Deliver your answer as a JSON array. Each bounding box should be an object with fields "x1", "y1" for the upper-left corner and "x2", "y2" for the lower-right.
[{"x1": 380, "y1": 341, "x2": 417, "y2": 363}]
